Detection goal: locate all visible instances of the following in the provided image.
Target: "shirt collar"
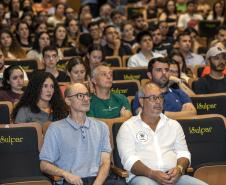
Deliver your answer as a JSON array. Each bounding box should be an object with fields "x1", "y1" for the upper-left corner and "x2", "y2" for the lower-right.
[
  {"x1": 136, "y1": 112, "x2": 169, "y2": 130},
  {"x1": 65, "y1": 115, "x2": 90, "y2": 130}
]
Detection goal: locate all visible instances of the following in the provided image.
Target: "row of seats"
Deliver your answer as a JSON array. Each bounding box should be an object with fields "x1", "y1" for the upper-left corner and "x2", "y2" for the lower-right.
[{"x1": 1, "y1": 114, "x2": 226, "y2": 185}]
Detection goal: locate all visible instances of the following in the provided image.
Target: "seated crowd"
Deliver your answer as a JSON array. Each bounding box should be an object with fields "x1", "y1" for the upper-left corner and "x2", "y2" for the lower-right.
[{"x1": 0, "y1": 0, "x2": 226, "y2": 184}]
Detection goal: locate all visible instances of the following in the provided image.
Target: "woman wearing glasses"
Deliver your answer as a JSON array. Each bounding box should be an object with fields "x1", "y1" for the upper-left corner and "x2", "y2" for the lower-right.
[{"x1": 12, "y1": 71, "x2": 68, "y2": 124}]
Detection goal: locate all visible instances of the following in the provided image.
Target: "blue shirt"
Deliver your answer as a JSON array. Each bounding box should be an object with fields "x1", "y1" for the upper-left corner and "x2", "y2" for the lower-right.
[
  {"x1": 39, "y1": 116, "x2": 111, "y2": 179},
  {"x1": 132, "y1": 88, "x2": 191, "y2": 114}
]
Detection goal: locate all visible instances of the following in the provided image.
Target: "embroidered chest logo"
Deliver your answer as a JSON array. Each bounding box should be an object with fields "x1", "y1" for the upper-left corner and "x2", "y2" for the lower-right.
[{"x1": 136, "y1": 131, "x2": 148, "y2": 143}]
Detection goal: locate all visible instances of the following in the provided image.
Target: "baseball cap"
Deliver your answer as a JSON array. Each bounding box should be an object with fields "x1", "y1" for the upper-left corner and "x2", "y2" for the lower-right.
[{"x1": 206, "y1": 46, "x2": 226, "y2": 60}]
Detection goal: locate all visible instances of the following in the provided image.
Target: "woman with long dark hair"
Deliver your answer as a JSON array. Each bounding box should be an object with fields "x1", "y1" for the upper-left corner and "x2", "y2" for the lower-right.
[
  {"x1": 0, "y1": 29, "x2": 26, "y2": 59},
  {"x1": 12, "y1": 71, "x2": 68, "y2": 124},
  {"x1": 0, "y1": 65, "x2": 24, "y2": 104}
]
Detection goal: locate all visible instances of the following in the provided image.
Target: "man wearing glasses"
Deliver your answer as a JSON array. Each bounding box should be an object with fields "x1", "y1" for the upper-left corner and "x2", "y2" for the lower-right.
[
  {"x1": 117, "y1": 82, "x2": 207, "y2": 185},
  {"x1": 42, "y1": 46, "x2": 69, "y2": 82},
  {"x1": 40, "y1": 83, "x2": 125, "y2": 185},
  {"x1": 192, "y1": 46, "x2": 226, "y2": 94}
]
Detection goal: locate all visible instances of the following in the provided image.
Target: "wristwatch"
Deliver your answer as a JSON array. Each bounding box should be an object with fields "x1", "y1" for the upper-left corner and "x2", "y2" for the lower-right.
[{"x1": 176, "y1": 165, "x2": 184, "y2": 175}]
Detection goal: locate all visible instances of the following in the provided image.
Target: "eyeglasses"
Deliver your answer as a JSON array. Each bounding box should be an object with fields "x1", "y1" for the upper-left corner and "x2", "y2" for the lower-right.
[
  {"x1": 67, "y1": 93, "x2": 91, "y2": 100},
  {"x1": 141, "y1": 94, "x2": 164, "y2": 102}
]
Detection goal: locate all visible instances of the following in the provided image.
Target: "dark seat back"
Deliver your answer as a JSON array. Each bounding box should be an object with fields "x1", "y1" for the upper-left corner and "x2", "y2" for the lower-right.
[
  {"x1": 177, "y1": 114, "x2": 226, "y2": 168},
  {"x1": 0, "y1": 104, "x2": 11, "y2": 124},
  {"x1": 112, "y1": 122, "x2": 124, "y2": 169},
  {"x1": 113, "y1": 67, "x2": 148, "y2": 81},
  {"x1": 190, "y1": 93, "x2": 226, "y2": 118},
  {"x1": 0, "y1": 123, "x2": 43, "y2": 181},
  {"x1": 111, "y1": 80, "x2": 140, "y2": 97}
]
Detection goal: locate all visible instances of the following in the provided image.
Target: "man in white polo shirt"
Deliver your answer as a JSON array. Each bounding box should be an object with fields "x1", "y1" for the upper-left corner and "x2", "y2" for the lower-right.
[{"x1": 117, "y1": 82, "x2": 207, "y2": 185}]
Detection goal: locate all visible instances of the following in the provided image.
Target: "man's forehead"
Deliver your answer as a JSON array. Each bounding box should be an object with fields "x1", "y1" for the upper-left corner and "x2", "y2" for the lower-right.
[
  {"x1": 45, "y1": 50, "x2": 57, "y2": 55},
  {"x1": 153, "y1": 62, "x2": 169, "y2": 68},
  {"x1": 144, "y1": 83, "x2": 161, "y2": 95},
  {"x1": 98, "y1": 66, "x2": 112, "y2": 72}
]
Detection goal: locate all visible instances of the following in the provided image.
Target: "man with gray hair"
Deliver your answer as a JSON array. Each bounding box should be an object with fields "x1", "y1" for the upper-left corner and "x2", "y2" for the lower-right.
[
  {"x1": 117, "y1": 82, "x2": 208, "y2": 185},
  {"x1": 87, "y1": 64, "x2": 132, "y2": 119}
]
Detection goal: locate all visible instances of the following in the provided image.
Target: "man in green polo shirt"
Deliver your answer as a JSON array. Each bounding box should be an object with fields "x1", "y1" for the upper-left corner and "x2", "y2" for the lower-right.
[{"x1": 87, "y1": 64, "x2": 132, "y2": 119}]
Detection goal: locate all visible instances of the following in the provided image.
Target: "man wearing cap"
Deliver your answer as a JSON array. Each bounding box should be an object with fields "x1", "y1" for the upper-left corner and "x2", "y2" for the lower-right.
[{"x1": 192, "y1": 46, "x2": 226, "y2": 94}]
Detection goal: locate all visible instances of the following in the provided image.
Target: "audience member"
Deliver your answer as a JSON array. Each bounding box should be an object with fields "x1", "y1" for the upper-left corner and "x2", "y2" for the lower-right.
[
  {"x1": 88, "y1": 21, "x2": 101, "y2": 45},
  {"x1": 47, "y1": 3, "x2": 65, "y2": 27},
  {"x1": 87, "y1": 64, "x2": 132, "y2": 119},
  {"x1": 128, "y1": 31, "x2": 162, "y2": 67},
  {"x1": 64, "y1": 33, "x2": 93, "y2": 57},
  {"x1": 102, "y1": 25, "x2": 132, "y2": 57},
  {"x1": 15, "y1": 21, "x2": 32, "y2": 49},
  {"x1": 177, "y1": 0, "x2": 203, "y2": 31},
  {"x1": 85, "y1": 44, "x2": 105, "y2": 76},
  {"x1": 117, "y1": 82, "x2": 207, "y2": 185},
  {"x1": 52, "y1": 24, "x2": 70, "y2": 48},
  {"x1": 177, "y1": 32, "x2": 205, "y2": 71},
  {"x1": 192, "y1": 46, "x2": 226, "y2": 94},
  {"x1": 0, "y1": 29, "x2": 26, "y2": 59},
  {"x1": 40, "y1": 83, "x2": 125, "y2": 185},
  {"x1": 26, "y1": 31, "x2": 51, "y2": 69},
  {"x1": 0, "y1": 65, "x2": 24, "y2": 104},
  {"x1": 133, "y1": 57, "x2": 197, "y2": 118},
  {"x1": 207, "y1": 1, "x2": 224, "y2": 23},
  {"x1": 42, "y1": 45, "x2": 68, "y2": 82},
  {"x1": 12, "y1": 71, "x2": 68, "y2": 124}
]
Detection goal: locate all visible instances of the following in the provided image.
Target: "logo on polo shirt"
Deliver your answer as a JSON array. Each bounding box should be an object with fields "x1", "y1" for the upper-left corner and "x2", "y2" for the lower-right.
[{"x1": 136, "y1": 131, "x2": 148, "y2": 143}]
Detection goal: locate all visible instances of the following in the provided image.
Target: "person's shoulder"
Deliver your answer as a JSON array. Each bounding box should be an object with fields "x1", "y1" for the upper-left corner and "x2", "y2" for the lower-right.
[
  {"x1": 161, "y1": 113, "x2": 181, "y2": 128},
  {"x1": 112, "y1": 93, "x2": 127, "y2": 99},
  {"x1": 87, "y1": 117, "x2": 109, "y2": 130}
]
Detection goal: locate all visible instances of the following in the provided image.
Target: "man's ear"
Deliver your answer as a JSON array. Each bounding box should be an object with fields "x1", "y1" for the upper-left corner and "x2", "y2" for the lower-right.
[
  {"x1": 139, "y1": 97, "x2": 144, "y2": 108},
  {"x1": 147, "y1": 72, "x2": 152, "y2": 80},
  {"x1": 91, "y1": 77, "x2": 97, "y2": 85},
  {"x1": 65, "y1": 97, "x2": 71, "y2": 106}
]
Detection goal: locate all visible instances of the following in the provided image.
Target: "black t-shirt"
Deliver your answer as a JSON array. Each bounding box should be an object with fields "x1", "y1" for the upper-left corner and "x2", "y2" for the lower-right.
[
  {"x1": 57, "y1": 70, "x2": 70, "y2": 82},
  {"x1": 102, "y1": 44, "x2": 132, "y2": 57},
  {"x1": 192, "y1": 75, "x2": 226, "y2": 94}
]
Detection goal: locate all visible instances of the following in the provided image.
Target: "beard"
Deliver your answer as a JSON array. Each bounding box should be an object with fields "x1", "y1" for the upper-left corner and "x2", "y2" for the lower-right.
[
  {"x1": 210, "y1": 60, "x2": 225, "y2": 72},
  {"x1": 153, "y1": 76, "x2": 169, "y2": 88}
]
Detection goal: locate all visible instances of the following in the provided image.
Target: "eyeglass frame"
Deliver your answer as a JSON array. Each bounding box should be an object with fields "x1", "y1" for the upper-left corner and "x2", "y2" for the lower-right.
[
  {"x1": 140, "y1": 94, "x2": 164, "y2": 102},
  {"x1": 67, "y1": 92, "x2": 91, "y2": 101}
]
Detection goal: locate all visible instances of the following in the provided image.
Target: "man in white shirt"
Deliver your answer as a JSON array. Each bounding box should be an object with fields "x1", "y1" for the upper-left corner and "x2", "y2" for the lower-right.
[
  {"x1": 177, "y1": 0, "x2": 203, "y2": 31},
  {"x1": 127, "y1": 31, "x2": 162, "y2": 67},
  {"x1": 117, "y1": 82, "x2": 207, "y2": 185}
]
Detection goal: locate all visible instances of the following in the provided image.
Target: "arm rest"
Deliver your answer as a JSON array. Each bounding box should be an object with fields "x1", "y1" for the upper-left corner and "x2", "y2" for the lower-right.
[
  {"x1": 111, "y1": 165, "x2": 129, "y2": 178},
  {"x1": 47, "y1": 174, "x2": 62, "y2": 182}
]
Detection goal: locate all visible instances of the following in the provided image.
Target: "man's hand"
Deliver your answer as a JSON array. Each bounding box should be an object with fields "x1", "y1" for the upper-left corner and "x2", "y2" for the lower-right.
[
  {"x1": 166, "y1": 167, "x2": 182, "y2": 184},
  {"x1": 63, "y1": 171, "x2": 83, "y2": 185},
  {"x1": 151, "y1": 170, "x2": 172, "y2": 185}
]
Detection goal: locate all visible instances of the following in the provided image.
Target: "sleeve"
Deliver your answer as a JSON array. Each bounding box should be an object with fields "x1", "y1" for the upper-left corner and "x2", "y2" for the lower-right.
[
  {"x1": 15, "y1": 107, "x2": 29, "y2": 123},
  {"x1": 177, "y1": 14, "x2": 185, "y2": 29},
  {"x1": 116, "y1": 122, "x2": 140, "y2": 171},
  {"x1": 173, "y1": 122, "x2": 191, "y2": 163},
  {"x1": 120, "y1": 94, "x2": 131, "y2": 111},
  {"x1": 127, "y1": 56, "x2": 137, "y2": 67},
  {"x1": 39, "y1": 125, "x2": 60, "y2": 163},
  {"x1": 175, "y1": 89, "x2": 192, "y2": 104},
  {"x1": 192, "y1": 78, "x2": 207, "y2": 94},
  {"x1": 100, "y1": 122, "x2": 112, "y2": 153}
]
